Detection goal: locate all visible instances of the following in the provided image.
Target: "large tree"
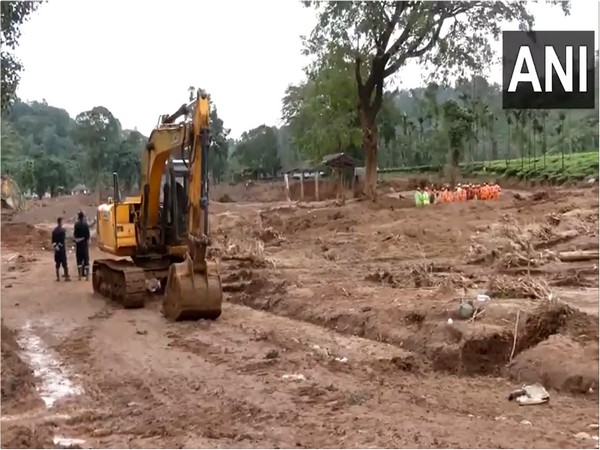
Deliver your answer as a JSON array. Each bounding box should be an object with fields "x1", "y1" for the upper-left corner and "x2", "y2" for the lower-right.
[
  {"x1": 1, "y1": 1, "x2": 43, "y2": 113},
  {"x1": 282, "y1": 49, "x2": 362, "y2": 161},
  {"x1": 302, "y1": 0, "x2": 570, "y2": 199},
  {"x1": 233, "y1": 125, "x2": 281, "y2": 176},
  {"x1": 208, "y1": 106, "x2": 231, "y2": 183},
  {"x1": 71, "y1": 106, "x2": 122, "y2": 200},
  {"x1": 113, "y1": 129, "x2": 145, "y2": 193}
]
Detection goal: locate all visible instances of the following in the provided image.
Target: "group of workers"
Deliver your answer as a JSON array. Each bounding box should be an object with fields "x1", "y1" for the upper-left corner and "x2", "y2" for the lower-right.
[
  {"x1": 51, "y1": 210, "x2": 91, "y2": 281},
  {"x1": 414, "y1": 181, "x2": 501, "y2": 207}
]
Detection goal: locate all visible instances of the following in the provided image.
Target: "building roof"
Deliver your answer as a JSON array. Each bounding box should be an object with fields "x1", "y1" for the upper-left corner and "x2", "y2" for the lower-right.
[{"x1": 320, "y1": 152, "x2": 359, "y2": 170}]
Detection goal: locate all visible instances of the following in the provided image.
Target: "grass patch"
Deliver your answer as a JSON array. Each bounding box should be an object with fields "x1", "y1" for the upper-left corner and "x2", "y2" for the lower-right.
[{"x1": 380, "y1": 151, "x2": 599, "y2": 182}]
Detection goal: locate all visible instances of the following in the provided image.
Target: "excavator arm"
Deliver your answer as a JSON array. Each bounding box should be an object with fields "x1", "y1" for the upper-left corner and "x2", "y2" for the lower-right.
[
  {"x1": 160, "y1": 90, "x2": 222, "y2": 321},
  {"x1": 135, "y1": 90, "x2": 212, "y2": 252},
  {"x1": 186, "y1": 90, "x2": 211, "y2": 263}
]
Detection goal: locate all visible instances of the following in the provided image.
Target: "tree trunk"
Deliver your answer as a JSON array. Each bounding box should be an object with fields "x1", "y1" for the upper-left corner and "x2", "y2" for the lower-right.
[
  {"x1": 97, "y1": 179, "x2": 102, "y2": 204},
  {"x1": 491, "y1": 136, "x2": 498, "y2": 160},
  {"x1": 558, "y1": 250, "x2": 599, "y2": 262},
  {"x1": 360, "y1": 110, "x2": 378, "y2": 201}
]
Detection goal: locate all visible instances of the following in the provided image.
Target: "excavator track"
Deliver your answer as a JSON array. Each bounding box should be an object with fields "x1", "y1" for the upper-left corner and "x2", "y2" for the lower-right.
[{"x1": 92, "y1": 259, "x2": 153, "y2": 308}]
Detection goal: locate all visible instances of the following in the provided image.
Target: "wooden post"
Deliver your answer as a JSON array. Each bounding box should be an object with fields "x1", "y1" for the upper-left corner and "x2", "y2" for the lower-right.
[
  {"x1": 315, "y1": 170, "x2": 320, "y2": 202},
  {"x1": 284, "y1": 173, "x2": 291, "y2": 202},
  {"x1": 300, "y1": 171, "x2": 305, "y2": 201}
]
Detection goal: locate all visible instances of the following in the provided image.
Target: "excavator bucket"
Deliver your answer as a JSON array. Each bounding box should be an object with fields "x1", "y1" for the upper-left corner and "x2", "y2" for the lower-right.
[{"x1": 162, "y1": 255, "x2": 223, "y2": 321}]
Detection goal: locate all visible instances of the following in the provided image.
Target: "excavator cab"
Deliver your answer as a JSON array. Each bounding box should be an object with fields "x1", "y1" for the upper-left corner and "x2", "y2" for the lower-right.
[{"x1": 159, "y1": 157, "x2": 190, "y2": 247}]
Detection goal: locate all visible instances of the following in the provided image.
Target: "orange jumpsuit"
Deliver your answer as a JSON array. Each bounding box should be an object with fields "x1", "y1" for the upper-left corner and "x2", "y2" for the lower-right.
[
  {"x1": 491, "y1": 184, "x2": 501, "y2": 200},
  {"x1": 442, "y1": 189, "x2": 453, "y2": 203},
  {"x1": 480, "y1": 185, "x2": 490, "y2": 200}
]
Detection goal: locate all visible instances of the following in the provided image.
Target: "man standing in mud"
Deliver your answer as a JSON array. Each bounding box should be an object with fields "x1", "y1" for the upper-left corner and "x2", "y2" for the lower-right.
[
  {"x1": 73, "y1": 210, "x2": 91, "y2": 281},
  {"x1": 51, "y1": 217, "x2": 70, "y2": 281}
]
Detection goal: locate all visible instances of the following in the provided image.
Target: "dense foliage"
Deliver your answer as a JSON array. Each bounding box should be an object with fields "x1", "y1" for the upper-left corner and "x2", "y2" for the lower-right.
[
  {"x1": 2, "y1": 0, "x2": 597, "y2": 194},
  {"x1": 294, "y1": 1, "x2": 575, "y2": 198},
  {"x1": 1, "y1": 1, "x2": 43, "y2": 113},
  {"x1": 1, "y1": 99, "x2": 231, "y2": 197}
]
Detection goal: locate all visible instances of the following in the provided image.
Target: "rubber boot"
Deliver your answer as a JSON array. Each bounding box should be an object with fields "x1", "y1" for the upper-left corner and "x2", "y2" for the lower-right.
[
  {"x1": 55, "y1": 269, "x2": 60, "y2": 282},
  {"x1": 63, "y1": 268, "x2": 71, "y2": 282},
  {"x1": 78, "y1": 265, "x2": 82, "y2": 281},
  {"x1": 84, "y1": 266, "x2": 90, "y2": 281}
]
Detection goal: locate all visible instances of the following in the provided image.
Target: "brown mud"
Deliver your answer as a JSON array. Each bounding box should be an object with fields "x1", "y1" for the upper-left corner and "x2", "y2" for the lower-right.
[{"x1": 1, "y1": 181, "x2": 598, "y2": 448}]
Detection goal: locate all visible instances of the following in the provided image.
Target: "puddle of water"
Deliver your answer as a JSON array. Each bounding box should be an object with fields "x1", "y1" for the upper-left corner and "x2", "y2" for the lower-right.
[
  {"x1": 15, "y1": 322, "x2": 84, "y2": 408},
  {"x1": 53, "y1": 436, "x2": 86, "y2": 447}
]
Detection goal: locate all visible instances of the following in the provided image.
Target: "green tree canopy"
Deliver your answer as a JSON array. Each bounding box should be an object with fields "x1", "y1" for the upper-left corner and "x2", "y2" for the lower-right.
[
  {"x1": 301, "y1": 0, "x2": 570, "y2": 199},
  {"x1": 1, "y1": 1, "x2": 43, "y2": 113},
  {"x1": 208, "y1": 106, "x2": 231, "y2": 183},
  {"x1": 72, "y1": 106, "x2": 123, "y2": 198},
  {"x1": 233, "y1": 125, "x2": 281, "y2": 176},
  {"x1": 282, "y1": 49, "x2": 362, "y2": 162}
]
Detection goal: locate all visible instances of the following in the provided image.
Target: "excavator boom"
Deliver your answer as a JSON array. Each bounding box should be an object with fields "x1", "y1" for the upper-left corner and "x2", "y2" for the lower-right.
[{"x1": 162, "y1": 91, "x2": 222, "y2": 321}]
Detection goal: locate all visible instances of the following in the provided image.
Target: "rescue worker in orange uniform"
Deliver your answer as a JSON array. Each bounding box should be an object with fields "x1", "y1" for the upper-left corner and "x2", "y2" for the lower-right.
[
  {"x1": 454, "y1": 183, "x2": 463, "y2": 202},
  {"x1": 442, "y1": 186, "x2": 453, "y2": 203},
  {"x1": 460, "y1": 185, "x2": 467, "y2": 202},
  {"x1": 480, "y1": 182, "x2": 491, "y2": 200},
  {"x1": 439, "y1": 186, "x2": 447, "y2": 203},
  {"x1": 491, "y1": 182, "x2": 501, "y2": 200},
  {"x1": 472, "y1": 183, "x2": 481, "y2": 200}
]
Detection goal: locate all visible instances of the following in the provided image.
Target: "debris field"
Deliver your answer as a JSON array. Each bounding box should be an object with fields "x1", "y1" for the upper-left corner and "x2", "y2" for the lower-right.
[{"x1": 1, "y1": 183, "x2": 599, "y2": 449}]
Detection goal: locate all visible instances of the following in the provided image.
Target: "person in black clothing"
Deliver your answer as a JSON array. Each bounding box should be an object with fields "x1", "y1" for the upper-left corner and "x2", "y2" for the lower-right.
[
  {"x1": 51, "y1": 217, "x2": 70, "y2": 281},
  {"x1": 73, "y1": 210, "x2": 91, "y2": 281}
]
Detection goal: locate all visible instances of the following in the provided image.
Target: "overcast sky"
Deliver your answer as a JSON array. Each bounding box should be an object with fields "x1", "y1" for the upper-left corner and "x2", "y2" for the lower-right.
[{"x1": 15, "y1": 0, "x2": 599, "y2": 139}]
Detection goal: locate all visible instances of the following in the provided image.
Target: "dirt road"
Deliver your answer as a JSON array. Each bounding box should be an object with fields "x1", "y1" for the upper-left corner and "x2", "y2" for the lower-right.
[{"x1": 1, "y1": 187, "x2": 599, "y2": 448}]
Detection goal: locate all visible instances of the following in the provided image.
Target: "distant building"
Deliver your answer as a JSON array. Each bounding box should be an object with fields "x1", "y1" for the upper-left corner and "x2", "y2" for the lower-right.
[{"x1": 71, "y1": 184, "x2": 89, "y2": 195}]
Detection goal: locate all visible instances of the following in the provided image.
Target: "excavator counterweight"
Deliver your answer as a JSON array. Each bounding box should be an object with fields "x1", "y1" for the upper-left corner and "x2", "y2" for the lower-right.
[{"x1": 92, "y1": 89, "x2": 223, "y2": 321}]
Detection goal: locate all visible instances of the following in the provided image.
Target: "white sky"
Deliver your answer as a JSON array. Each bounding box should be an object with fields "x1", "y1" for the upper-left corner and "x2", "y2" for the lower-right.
[{"x1": 15, "y1": 0, "x2": 599, "y2": 139}]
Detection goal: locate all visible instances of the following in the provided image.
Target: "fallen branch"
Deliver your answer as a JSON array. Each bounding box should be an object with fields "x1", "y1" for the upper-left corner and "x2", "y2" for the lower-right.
[
  {"x1": 532, "y1": 229, "x2": 579, "y2": 250},
  {"x1": 509, "y1": 309, "x2": 521, "y2": 364},
  {"x1": 220, "y1": 255, "x2": 257, "y2": 262},
  {"x1": 467, "y1": 308, "x2": 486, "y2": 323},
  {"x1": 558, "y1": 250, "x2": 599, "y2": 262}
]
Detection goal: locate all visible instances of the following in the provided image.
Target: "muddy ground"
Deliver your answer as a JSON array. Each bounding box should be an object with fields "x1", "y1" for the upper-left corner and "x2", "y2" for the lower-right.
[{"x1": 1, "y1": 183, "x2": 599, "y2": 448}]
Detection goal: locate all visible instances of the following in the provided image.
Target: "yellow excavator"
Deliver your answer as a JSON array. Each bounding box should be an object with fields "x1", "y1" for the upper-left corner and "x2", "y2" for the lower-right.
[{"x1": 92, "y1": 89, "x2": 223, "y2": 321}]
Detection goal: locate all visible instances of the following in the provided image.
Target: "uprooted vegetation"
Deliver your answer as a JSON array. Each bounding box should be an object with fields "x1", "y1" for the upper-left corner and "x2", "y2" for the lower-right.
[
  {"x1": 365, "y1": 262, "x2": 475, "y2": 290},
  {"x1": 485, "y1": 276, "x2": 552, "y2": 299},
  {"x1": 467, "y1": 208, "x2": 598, "y2": 270}
]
